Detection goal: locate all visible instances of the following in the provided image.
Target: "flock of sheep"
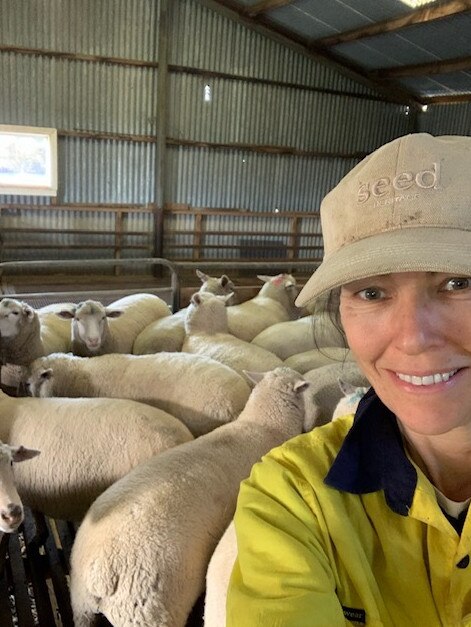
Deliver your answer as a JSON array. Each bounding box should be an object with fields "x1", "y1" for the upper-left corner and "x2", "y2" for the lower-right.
[{"x1": 0, "y1": 269, "x2": 369, "y2": 627}]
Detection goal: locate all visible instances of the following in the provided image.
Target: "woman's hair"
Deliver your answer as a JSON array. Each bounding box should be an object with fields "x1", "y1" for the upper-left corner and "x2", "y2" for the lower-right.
[{"x1": 309, "y1": 288, "x2": 349, "y2": 354}]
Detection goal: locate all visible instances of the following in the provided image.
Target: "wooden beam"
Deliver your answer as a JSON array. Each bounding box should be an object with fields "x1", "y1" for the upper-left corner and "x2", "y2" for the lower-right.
[
  {"x1": 244, "y1": 0, "x2": 294, "y2": 18},
  {"x1": 312, "y1": 0, "x2": 471, "y2": 48},
  {"x1": 422, "y1": 92, "x2": 471, "y2": 104},
  {"x1": 371, "y1": 55, "x2": 471, "y2": 79}
]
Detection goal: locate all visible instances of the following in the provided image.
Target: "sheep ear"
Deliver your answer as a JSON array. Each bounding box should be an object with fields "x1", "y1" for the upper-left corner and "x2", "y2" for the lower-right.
[
  {"x1": 338, "y1": 378, "x2": 357, "y2": 396},
  {"x1": 293, "y1": 380, "x2": 309, "y2": 393},
  {"x1": 191, "y1": 293, "x2": 203, "y2": 306},
  {"x1": 256, "y1": 275, "x2": 272, "y2": 283},
  {"x1": 10, "y1": 445, "x2": 41, "y2": 462},
  {"x1": 105, "y1": 308, "x2": 123, "y2": 319},
  {"x1": 242, "y1": 370, "x2": 266, "y2": 385},
  {"x1": 220, "y1": 274, "x2": 230, "y2": 287},
  {"x1": 40, "y1": 368, "x2": 53, "y2": 381},
  {"x1": 21, "y1": 303, "x2": 35, "y2": 321},
  {"x1": 196, "y1": 269, "x2": 209, "y2": 283},
  {"x1": 56, "y1": 308, "x2": 76, "y2": 319}
]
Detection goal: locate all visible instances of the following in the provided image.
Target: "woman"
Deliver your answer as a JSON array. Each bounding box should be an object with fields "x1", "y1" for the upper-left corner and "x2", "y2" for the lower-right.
[{"x1": 226, "y1": 133, "x2": 471, "y2": 626}]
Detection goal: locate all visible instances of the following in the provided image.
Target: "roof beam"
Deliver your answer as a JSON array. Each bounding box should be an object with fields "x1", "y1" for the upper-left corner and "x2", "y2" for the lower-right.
[
  {"x1": 422, "y1": 92, "x2": 471, "y2": 104},
  {"x1": 312, "y1": 0, "x2": 471, "y2": 48},
  {"x1": 371, "y1": 54, "x2": 471, "y2": 78},
  {"x1": 243, "y1": 0, "x2": 295, "y2": 18}
]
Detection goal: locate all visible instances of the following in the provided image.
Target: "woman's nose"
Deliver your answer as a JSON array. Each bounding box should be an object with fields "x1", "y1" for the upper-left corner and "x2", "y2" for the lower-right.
[{"x1": 393, "y1": 296, "x2": 443, "y2": 355}]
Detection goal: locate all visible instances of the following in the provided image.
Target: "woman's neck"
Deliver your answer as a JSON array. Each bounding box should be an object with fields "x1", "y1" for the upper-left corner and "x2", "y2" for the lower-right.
[{"x1": 400, "y1": 425, "x2": 471, "y2": 502}]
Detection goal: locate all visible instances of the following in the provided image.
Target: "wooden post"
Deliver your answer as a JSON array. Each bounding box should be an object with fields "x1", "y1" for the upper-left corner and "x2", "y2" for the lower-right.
[
  {"x1": 289, "y1": 216, "x2": 299, "y2": 260},
  {"x1": 193, "y1": 213, "x2": 203, "y2": 261},
  {"x1": 153, "y1": 0, "x2": 169, "y2": 276},
  {"x1": 114, "y1": 210, "x2": 124, "y2": 275}
]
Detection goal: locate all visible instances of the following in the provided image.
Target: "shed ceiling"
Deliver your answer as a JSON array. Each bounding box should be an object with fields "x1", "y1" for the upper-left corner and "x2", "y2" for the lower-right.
[{"x1": 199, "y1": 0, "x2": 471, "y2": 109}]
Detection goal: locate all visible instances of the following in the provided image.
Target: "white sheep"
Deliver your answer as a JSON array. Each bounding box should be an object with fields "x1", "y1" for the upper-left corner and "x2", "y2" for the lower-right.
[
  {"x1": 251, "y1": 312, "x2": 347, "y2": 360},
  {"x1": 182, "y1": 292, "x2": 283, "y2": 377},
  {"x1": 204, "y1": 520, "x2": 237, "y2": 627},
  {"x1": 226, "y1": 274, "x2": 300, "y2": 342},
  {"x1": 332, "y1": 380, "x2": 369, "y2": 421},
  {"x1": 57, "y1": 293, "x2": 171, "y2": 356},
  {"x1": 0, "y1": 390, "x2": 193, "y2": 520},
  {"x1": 0, "y1": 298, "x2": 45, "y2": 366},
  {"x1": 69, "y1": 367, "x2": 316, "y2": 627},
  {"x1": 26, "y1": 351, "x2": 251, "y2": 437},
  {"x1": 303, "y1": 361, "x2": 369, "y2": 426},
  {"x1": 0, "y1": 441, "x2": 40, "y2": 534},
  {"x1": 284, "y1": 347, "x2": 355, "y2": 374},
  {"x1": 133, "y1": 270, "x2": 236, "y2": 355}
]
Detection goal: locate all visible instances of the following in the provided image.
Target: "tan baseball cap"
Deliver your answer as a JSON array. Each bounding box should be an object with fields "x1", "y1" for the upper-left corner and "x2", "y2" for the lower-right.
[{"x1": 296, "y1": 133, "x2": 471, "y2": 307}]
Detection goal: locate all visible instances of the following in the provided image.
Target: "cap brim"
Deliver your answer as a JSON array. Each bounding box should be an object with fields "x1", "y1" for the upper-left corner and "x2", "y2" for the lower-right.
[{"x1": 295, "y1": 227, "x2": 471, "y2": 307}]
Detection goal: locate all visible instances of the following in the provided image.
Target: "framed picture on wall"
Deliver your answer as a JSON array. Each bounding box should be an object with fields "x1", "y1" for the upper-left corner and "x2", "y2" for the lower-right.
[{"x1": 0, "y1": 125, "x2": 58, "y2": 196}]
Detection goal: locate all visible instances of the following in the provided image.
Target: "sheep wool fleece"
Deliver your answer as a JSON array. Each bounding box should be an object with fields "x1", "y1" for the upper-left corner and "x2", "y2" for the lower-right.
[{"x1": 227, "y1": 389, "x2": 471, "y2": 627}]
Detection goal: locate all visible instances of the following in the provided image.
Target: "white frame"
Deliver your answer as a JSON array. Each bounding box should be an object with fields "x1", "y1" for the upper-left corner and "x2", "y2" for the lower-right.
[{"x1": 0, "y1": 125, "x2": 58, "y2": 196}]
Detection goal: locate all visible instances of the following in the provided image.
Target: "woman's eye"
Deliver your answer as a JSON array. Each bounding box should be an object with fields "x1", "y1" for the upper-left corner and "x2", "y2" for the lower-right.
[
  {"x1": 357, "y1": 287, "x2": 384, "y2": 300},
  {"x1": 444, "y1": 277, "x2": 470, "y2": 291}
]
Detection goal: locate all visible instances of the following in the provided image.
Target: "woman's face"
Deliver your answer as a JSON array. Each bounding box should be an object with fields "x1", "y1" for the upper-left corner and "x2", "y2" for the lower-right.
[{"x1": 340, "y1": 272, "x2": 471, "y2": 436}]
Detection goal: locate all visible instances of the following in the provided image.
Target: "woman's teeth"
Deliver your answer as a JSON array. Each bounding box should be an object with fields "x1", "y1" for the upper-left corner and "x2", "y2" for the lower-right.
[{"x1": 396, "y1": 370, "x2": 458, "y2": 386}]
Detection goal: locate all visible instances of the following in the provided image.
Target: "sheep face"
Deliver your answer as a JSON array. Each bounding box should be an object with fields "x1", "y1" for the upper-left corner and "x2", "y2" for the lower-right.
[
  {"x1": 59, "y1": 301, "x2": 123, "y2": 353},
  {"x1": 0, "y1": 442, "x2": 40, "y2": 533},
  {"x1": 0, "y1": 299, "x2": 35, "y2": 339}
]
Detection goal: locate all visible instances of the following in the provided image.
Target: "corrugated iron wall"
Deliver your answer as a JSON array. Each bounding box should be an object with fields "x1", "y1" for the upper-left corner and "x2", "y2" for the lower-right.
[
  {"x1": 0, "y1": 0, "x2": 414, "y2": 264},
  {"x1": 418, "y1": 104, "x2": 471, "y2": 136}
]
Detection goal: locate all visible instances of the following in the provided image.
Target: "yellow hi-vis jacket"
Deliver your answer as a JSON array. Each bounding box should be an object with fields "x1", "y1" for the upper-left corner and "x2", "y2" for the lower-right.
[{"x1": 227, "y1": 389, "x2": 471, "y2": 626}]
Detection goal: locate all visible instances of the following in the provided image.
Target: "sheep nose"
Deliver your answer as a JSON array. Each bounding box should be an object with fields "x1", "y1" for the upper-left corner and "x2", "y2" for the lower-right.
[
  {"x1": 1, "y1": 503, "x2": 23, "y2": 526},
  {"x1": 87, "y1": 338, "x2": 100, "y2": 347}
]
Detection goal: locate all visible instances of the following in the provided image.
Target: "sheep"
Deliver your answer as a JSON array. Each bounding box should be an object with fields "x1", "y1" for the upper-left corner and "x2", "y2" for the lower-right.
[
  {"x1": 332, "y1": 380, "x2": 369, "y2": 421},
  {"x1": 251, "y1": 312, "x2": 347, "y2": 360},
  {"x1": 0, "y1": 441, "x2": 40, "y2": 534},
  {"x1": 195, "y1": 269, "x2": 237, "y2": 304},
  {"x1": 26, "y1": 351, "x2": 252, "y2": 437},
  {"x1": 182, "y1": 292, "x2": 283, "y2": 377},
  {"x1": 133, "y1": 270, "x2": 237, "y2": 355},
  {"x1": 0, "y1": 299, "x2": 74, "y2": 394},
  {"x1": 0, "y1": 298, "x2": 45, "y2": 367},
  {"x1": 303, "y1": 361, "x2": 370, "y2": 426},
  {"x1": 226, "y1": 273, "x2": 300, "y2": 342},
  {"x1": 57, "y1": 293, "x2": 171, "y2": 356},
  {"x1": 204, "y1": 520, "x2": 237, "y2": 627},
  {"x1": 0, "y1": 390, "x2": 193, "y2": 520},
  {"x1": 69, "y1": 367, "x2": 317, "y2": 627},
  {"x1": 284, "y1": 347, "x2": 355, "y2": 374}
]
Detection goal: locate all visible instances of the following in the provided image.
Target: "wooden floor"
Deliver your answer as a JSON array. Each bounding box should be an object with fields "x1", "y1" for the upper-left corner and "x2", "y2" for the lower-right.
[{"x1": 0, "y1": 508, "x2": 205, "y2": 627}]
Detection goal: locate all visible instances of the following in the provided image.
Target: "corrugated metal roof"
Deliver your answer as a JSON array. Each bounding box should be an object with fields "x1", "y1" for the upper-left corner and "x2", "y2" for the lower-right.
[{"x1": 218, "y1": 0, "x2": 471, "y2": 104}]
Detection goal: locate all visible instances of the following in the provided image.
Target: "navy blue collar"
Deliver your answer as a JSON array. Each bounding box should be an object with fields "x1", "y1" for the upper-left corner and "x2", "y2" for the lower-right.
[{"x1": 324, "y1": 388, "x2": 417, "y2": 516}]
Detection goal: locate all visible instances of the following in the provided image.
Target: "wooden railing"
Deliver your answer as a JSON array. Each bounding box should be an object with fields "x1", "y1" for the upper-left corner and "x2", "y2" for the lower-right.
[
  {"x1": 0, "y1": 202, "x2": 323, "y2": 264},
  {"x1": 163, "y1": 203, "x2": 323, "y2": 263}
]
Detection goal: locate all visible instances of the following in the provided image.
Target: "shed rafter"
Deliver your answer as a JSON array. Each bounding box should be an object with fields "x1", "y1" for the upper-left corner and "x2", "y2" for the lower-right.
[
  {"x1": 311, "y1": 0, "x2": 471, "y2": 48},
  {"x1": 243, "y1": 0, "x2": 294, "y2": 17},
  {"x1": 371, "y1": 54, "x2": 471, "y2": 78}
]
